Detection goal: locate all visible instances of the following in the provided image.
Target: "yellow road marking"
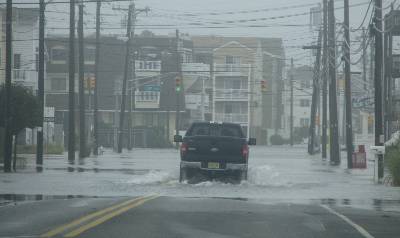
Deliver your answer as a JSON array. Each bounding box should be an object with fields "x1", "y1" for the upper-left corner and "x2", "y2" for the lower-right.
[
  {"x1": 64, "y1": 195, "x2": 158, "y2": 237},
  {"x1": 41, "y1": 196, "x2": 152, "y2": 238}
]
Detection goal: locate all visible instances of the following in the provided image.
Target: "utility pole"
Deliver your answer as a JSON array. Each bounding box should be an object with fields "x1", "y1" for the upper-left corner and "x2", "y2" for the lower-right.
[
  {"x1": 36, "y1": 0, "x2": 45, "y2": 171},
  {"x1": 308, "y1": 31, "x2": 322, "y2": 155},
  {"x1": 328, "y1": 0, "x2": 340, "y2": 165},
  {"x1": 78, "y1": 1, "x2": 86, "y2": 158},
  {"x1": 118, "y1": 3, "x2": 134, "y2": 153},
  {"x1": 175, "y1": 29, "x2": 182, "y2": 148},
  {"x1": 344, "y1": 0, "x2": 353, "y2": 168},
  {"x1": 374, "y1": 0, "x2": 384, "y2": 180},
  {"x1": 290, "y1": 58, "x2": 294, "y2": 146},
  {"x1": 93, "y1": 1, "x2": 100, "y2": 155},
  {"x1": 362, "y1": 27, "x2": 367, "y2": 91},
  {"x1": 68, "y1": 0, "x2": 76, "y2": 162},
  {"x1": 127, "y1": 49, "x2": 136, "y2": 151},
  {"x1": 322, "y1": 0, "x2": 328, "y2": 159},
  {"x1": 3, "y1": 0, "x2": 13, "y2": 172}
]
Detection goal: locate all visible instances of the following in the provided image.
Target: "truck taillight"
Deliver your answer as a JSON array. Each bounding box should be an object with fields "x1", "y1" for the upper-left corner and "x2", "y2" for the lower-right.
[
  {"x1": 180, "y1": 143, "x2": 188, "y2": 156},
  {"x1": 242, "y1": 144, "x2": 249, "y2": 158}
]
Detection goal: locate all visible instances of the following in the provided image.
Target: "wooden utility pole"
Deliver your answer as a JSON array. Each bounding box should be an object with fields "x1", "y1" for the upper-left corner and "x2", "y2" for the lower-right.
[
  {"x1": 36, "y1": 0, "x2": 45, "y2": 171},
  {"x1": 328, "y1": 0, "x2": 340, "y2": 165},
  {"x1": 362, "y1": 27, "x2": 367, "y2": 91},
  {"x1": 78, "y1": 1, "x2": 86, "y2": 158},
  {"x1": 344, "y1": 0, "x2": 353, "y2": 168},
  {"x1": 3, "y1": 0, "x2": 13, "y2": 172},
  {"x1": 68, "y1": 0, "x2": 76, "y2": 162},
  {"x1": 374, "y1": 0, "x2": 384, "y2": 180},
  {"x1": 322, "y1": 0, "x2": 328, "y2": 159},
  {"x1": 128, "y1": 44, "x2": 136, "y2": 151},
  {"x1": 290, "y1": 58, "x2": 294, "y2": 146},
  {"x1": 308, "y1": 30, "x2": 322, "y2": 155},
  {"x1": 175, "y1": 29, "x2": 182, "y2": 148},
  {"x1": 93, "y1": 1, "x2": 100, "y2": 155},
  {"x1": 118, "y1": 3, "x2": 134, "y2": 153}
]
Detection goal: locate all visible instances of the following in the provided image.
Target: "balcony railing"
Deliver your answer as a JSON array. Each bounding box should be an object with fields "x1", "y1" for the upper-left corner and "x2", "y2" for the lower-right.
[
  {"x1": 134, "y1": 91, "x2": 160, "y2": 109},
  {"x1": 214, "y1": 64, "x2": 250, "y2": 76},
  {"x1": 13, "y1": 69, "x2": 26, "y2": 81},
  {"x1": 214, "y1": 113, "x2": 248, "y2": 124},
  {"x1": 214, "y1": 89, "x2": 249, "y2": 101}
]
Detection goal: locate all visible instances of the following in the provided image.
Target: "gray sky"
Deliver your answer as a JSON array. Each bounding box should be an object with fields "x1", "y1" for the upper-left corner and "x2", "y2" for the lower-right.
[{"x1": 3, "y1": 0, "x2": 391, "y2": 67}]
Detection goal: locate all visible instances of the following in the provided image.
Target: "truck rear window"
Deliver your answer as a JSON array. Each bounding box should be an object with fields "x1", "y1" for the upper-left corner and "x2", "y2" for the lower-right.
[{"x1": 186, "y1": 124, "x2": 244, "y2": 138}]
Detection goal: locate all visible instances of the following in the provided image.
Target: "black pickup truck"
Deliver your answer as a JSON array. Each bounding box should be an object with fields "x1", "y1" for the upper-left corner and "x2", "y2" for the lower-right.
[{"x1": 174, "y1": 122, "x2": 256, "y2": 183}]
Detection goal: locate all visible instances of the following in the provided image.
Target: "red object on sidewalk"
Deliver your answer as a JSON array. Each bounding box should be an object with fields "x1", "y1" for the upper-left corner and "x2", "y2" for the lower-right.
[{"x1": 352, "y1": 145, "x2": 367, "y2": 169}]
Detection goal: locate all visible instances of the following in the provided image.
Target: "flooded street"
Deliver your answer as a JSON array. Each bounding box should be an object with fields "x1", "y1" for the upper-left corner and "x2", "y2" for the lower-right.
[{"x1": 2, "y1": 146, "x2": 400, "y2": 212}]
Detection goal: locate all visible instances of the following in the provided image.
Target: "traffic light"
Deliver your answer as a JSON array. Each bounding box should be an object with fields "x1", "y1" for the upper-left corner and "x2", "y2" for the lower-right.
[
  {"x1": 261, "y1": 80, "x2": 267, "y2": 92},
  {"x1": 90, "y1": 77, "x2": 95, "y2": 89},
  {"x1": 176, "y1": 77, "x2": 181, "y2": 92}
]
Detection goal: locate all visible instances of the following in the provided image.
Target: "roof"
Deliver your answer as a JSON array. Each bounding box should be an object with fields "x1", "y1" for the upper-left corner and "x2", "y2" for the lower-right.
[{"x1": 191, "y1": 35, "x2": 284, "y2": 57}]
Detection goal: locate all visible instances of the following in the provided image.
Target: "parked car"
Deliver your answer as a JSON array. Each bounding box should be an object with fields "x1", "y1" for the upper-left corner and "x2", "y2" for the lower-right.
[{"x1": 174, "y1": 122, "x2": 256, "y2": 183}]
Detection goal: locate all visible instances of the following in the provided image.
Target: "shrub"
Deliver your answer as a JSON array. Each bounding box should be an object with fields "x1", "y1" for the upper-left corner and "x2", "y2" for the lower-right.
[
  {"x1": 17, "y1": 144, "x2": 64, "y2": 155},
  {"x1": 385, "y1": 131, "x2": 400, "y2": 186}
]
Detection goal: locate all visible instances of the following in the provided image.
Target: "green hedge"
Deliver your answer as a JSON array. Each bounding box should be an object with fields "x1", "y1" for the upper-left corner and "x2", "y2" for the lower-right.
[
  {"x1": 386, "y1": 132, "x2": 400, "y2": 186},
  {"x1": 17, "y1": 144, "x2": 64, "y2": 155}
]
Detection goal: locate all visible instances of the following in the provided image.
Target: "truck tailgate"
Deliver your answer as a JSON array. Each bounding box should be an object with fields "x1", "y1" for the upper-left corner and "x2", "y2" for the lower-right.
[{"x1": 184, "y1": 136, "x2": 246, "y2": 163}]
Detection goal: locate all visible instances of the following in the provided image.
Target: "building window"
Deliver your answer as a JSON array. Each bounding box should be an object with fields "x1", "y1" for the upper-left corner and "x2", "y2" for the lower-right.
[
  {"x1": 300, "y1": 99, "x2": 310, "y2": 107},
  {"x1": 51, "y1": 47, "x2": 67, "y2": 63},
  {"x1": 14, "y1": 54, "x2": 21, "y2": 69},
  {"x1": 300, "y1": 118, "x2": 310, "y2": 127},
  {"x1": 85, "y1": 46, "x2": 95, "y2": 64},
  {"x1": 225, "y1": 56, "x2": 240, "y2": 65},
  {"x1": 51, "y1": 77, "x2": 66, "y2": 91}
]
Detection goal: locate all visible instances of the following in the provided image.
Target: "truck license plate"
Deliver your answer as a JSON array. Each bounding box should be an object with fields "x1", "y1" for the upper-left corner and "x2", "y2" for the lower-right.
[{"x1": 208, "y1": 162, "x2": 220, "y2": 169}]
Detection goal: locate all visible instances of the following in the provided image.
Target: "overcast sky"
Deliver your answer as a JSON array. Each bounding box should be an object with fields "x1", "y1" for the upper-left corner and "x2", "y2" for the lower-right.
[{"x1": 2, "y1": 0, "x2": 394, "y2": 68}]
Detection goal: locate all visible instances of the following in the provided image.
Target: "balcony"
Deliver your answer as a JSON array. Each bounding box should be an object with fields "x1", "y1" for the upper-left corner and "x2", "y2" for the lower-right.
[
  {"x1": 214, "y1": 89, "x2": 249, "y2": 101},
  {"x1": 135, "y1": 61, "x2": 161, "y2": 77},
  {"x1": 214, "y1": 64, "x2": 250, "y2": 76},
  {"x1": 214, "y1": 113, "x2": 248, "y2": 124},
  {"x1": 134, "y1": 91, "x2": 160, "y2": 109},
  {"x1": 13, "y1": 69, "x2": 27, "y2": 81}
]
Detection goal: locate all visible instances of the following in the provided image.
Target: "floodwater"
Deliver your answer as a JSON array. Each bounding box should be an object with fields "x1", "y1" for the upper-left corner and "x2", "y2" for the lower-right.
[{"x1": 1, "y1": 146, "x2": 400, "y2": 212}]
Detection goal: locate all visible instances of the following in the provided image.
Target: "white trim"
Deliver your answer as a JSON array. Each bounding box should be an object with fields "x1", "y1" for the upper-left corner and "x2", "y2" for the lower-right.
[{"x1": 213, "y1": 41, "x2": 254, "y2": 52}]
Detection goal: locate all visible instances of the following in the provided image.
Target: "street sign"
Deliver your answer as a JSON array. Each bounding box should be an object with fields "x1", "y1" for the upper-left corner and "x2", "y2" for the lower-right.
[
  {"x1": 44, "y1": 117, "x2": 55, "y2": 122},
  {"x1": 143, "y1": 85, "x2": 160, "y2": 91}
]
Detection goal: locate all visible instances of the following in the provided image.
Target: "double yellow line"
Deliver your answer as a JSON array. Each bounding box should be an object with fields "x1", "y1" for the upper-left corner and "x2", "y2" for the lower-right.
[{"x1": 41, "y1": 195, "x2": 158, "y2": 238}]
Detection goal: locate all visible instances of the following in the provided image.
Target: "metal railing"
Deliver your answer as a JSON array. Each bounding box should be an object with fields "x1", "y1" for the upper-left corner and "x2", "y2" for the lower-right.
[
  {"x1": 13, "y1": 69, "x2": 26, "y2": 81},
  {"x1": 214, "y1": 113, "x2": 248, "y2": 124},
  {"x1": 214, "y1": 89, "x2": 248, "y2": 100}
]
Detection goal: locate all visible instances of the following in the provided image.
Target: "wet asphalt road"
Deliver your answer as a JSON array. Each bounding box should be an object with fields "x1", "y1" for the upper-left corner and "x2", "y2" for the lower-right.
[{"x1": 1, "y1": 196, "x2": 400, "y2": 238}]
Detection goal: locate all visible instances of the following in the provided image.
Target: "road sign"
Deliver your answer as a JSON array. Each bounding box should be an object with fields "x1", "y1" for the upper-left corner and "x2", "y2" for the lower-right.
[
  {"x1": 44, "y1": 117, "x2": 55, "y2": 122},
  {"x1": 143, "y1": 85, "x2": 160, "y2": 91}
]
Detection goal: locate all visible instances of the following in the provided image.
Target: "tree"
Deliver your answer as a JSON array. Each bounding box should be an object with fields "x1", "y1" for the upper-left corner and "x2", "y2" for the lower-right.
[{"x1": 0, "y1": 84, "x2": 41, "y2": 171}]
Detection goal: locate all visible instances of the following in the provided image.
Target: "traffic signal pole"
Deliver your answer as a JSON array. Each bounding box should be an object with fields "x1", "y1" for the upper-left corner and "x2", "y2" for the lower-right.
[
  {"x1": 322, "y1": 0, "x2": 328, "y2": 159},
  {"x1": 290, "y1": 58, "x2": 294, "y2": 146},
  {"x1": 308, "y1": 30, "x2": 322, "y2": 155},
  {"x1": 175, "y1": 29, "x2": 181, "y2": 149},
  {"x1": 93, "y1": 1, "x2": 101, "y2": 155},
  {"x1": 3, "y1": 0, "x2": 13, "y2": 172},
  {"x1": 78, "y1": 1, "x2": 86, "y2": 158},
  {"x1": 68, "y1": 0, "x2": 76, "y2": 163},
  {"x1": 374, "y1": 0, "x2": 384, "y2": 180},
  {"x1": 36, "y1": 0, "x2": 45, "y2": 171},
  {"x1": 328, "y1": 0, "x2": 340, "y2": 165},
  {"x1": 118, "y1": 3, "x2": 134, "y2": 153},
  {"x1": 344, "y1": 0, "x2": 353, "y2": 168}
]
